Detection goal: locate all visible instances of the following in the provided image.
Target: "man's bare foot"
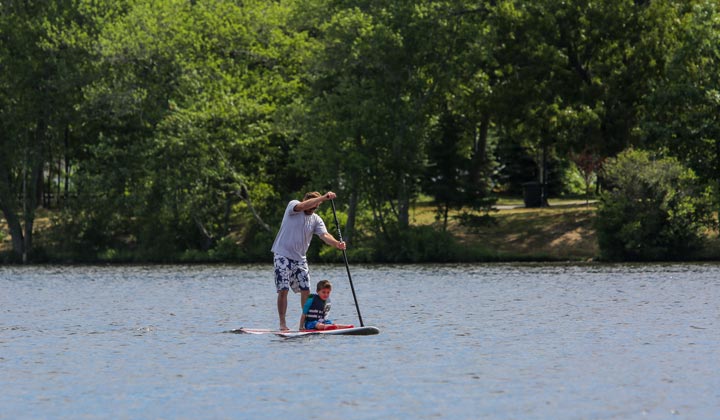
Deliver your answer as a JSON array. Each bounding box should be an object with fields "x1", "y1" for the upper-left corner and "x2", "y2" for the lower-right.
[{"x1": 279, "y1": 325, "x2": 290, "y2": 331}]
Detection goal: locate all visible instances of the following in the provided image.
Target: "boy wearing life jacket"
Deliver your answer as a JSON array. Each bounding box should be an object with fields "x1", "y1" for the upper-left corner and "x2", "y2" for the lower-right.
[{"x1": 299, "y1": 280, "x2": 353, "y2": 331}]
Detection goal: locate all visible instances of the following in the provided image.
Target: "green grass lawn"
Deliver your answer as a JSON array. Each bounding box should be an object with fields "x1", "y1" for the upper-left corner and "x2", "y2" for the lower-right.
[
  {"x1": 410, "y1": 198, "x2": 599, "y2": 260},
  {"x1": 410, "y1": 197, "x2": 720, "y2": 261}
]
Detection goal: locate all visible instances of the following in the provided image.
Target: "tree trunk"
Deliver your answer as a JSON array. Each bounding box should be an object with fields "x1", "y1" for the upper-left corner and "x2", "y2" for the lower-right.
[
  {"x1": 223, "y1": 195, "x2": 232, "y2": 235},
  {"x1": 18, "y1": 117, "x2": 49, "y2": 262},
  {"x1": 345, "y1": 133, "x2": 364, "y2": 245},
  {"x1": 38, "y1": 158, "x2": 46, "y2": 208},
  {"x1": 345, "y1": 187, "x2": 358, "y2": 245},
  {"x1": 57, "y1": 157, "x2": 61, "y2": 207},
  {"x1": 538, "y1": 142, "x2": 549, "y2": 207},
  {"x1": 5, "y1": 212, "x2": 24, "y2": 258},
  {"x1": 716, "y1": 138, "x2": 720, "y2": 217},
  {"x1": 466, "y1": 114, "x2": 491, "y2": 206},
  {"x1": 0, "y1": 176, "x2": 25, "y2": 259},
  {"x1": 470, "y1": 114, "x2": 489, "y2": 189},
  {"x1": 397, "y1": 176, "x2": 410, "y2": 228},
  {"x1": 369, "y1": 194, "x2": 388, "y2": 239},
  {"x1": 64, "y1": 126, "x2": 70, "y2": 202},
  {"x1": 443, "y1": 203, "x2": 449, "y2": 231},
  {"x1": 193, "y1": 215, "x2": 214, "y2": 251},
  {"x1": 235, "y1": 186, "x2": 271, "y2": 232}
]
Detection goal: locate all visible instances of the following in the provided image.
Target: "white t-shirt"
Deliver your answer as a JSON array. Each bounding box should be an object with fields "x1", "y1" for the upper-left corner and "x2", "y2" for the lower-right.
[{"x1": 271, "y1": 200, "x2": 328, "y2": 261}]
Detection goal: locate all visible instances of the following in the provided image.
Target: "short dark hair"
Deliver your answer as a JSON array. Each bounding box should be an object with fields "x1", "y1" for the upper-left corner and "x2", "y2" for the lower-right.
[
  {"x1": 316, "y1": 280, "x2": 332, "y2": 291},
  {"x1": 303, "y1": 191, "x2": 321, "y2": 201}
]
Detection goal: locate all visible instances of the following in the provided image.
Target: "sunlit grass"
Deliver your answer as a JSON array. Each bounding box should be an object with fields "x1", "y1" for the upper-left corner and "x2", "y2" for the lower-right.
[{"x1": 410, "y1": 197, "x2": 599, "y2": 260}]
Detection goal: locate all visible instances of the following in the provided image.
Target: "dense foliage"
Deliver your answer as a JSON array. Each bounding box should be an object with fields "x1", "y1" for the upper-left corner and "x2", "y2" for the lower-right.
[
  {"x1": 596, "y1": 149, "x2": 715, "y2": 261},
  {"x1": 1, "y1": 0, "x2": 719, "y2": 262}
]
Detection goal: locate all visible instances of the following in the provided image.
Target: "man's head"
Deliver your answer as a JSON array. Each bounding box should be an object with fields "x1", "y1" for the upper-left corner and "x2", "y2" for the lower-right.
[
  {"x1": 303, "y1": 191, "x2": 321, "y2": 201},
  {"x1": 303, "y1": 191, "x2": 321, "y2": 214},
  {"x1": 316, "y1": 279, "x2": 332, "y2": 300}
]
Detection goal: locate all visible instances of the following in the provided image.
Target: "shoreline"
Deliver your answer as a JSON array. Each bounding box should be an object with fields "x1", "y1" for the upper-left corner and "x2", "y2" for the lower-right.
[{"x1": 3, "y1": 198, "x2": 720, "y2": 264}]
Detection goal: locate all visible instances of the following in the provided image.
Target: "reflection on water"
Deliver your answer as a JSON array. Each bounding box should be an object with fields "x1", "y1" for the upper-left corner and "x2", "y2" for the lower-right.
[{"x1": 1, "y1": 263, "x2": 718, "y2": 419}]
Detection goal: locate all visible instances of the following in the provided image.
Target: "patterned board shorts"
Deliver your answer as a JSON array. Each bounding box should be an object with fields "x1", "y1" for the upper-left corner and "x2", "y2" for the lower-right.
[{"x1": 273, "y1": 254, "x2": 310, "y2": 293}]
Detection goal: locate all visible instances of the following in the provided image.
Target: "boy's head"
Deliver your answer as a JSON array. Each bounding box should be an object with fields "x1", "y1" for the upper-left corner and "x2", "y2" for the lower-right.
[{"x1": 316, "y1": 280, "x2": 332, "y2": 300}]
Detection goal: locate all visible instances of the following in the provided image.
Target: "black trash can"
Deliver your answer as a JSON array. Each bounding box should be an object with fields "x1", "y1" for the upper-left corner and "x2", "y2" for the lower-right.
[{"x1": 522, "y1": 181, "x2": 544, "y2": 208}]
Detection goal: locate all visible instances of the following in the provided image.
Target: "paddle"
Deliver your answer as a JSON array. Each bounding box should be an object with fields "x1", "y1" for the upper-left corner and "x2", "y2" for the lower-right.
[{"x1": 330, "y1": 199, "x2": 364, "y2": 327}]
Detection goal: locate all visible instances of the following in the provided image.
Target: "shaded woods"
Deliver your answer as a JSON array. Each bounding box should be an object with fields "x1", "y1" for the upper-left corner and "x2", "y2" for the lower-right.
[{"x1": 2, "y1": 0, "x2": 719, "y2": 262}]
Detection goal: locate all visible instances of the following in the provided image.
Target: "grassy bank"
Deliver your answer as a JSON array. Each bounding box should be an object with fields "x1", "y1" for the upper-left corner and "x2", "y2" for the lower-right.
[
  {"x1": 0, "y1": 199, "x2": 599, "y2": 263},
  {"x1": 4, "y1": 198, "x2": 719, "y2": 263},
  {"x1": 409, "y1": 199, "x2": 598, "y2": 261}
]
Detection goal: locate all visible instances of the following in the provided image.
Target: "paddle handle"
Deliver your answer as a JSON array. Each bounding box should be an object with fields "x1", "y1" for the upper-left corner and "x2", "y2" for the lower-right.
[{"x1": 330, "y1": 199, "x2": 364, "y2": 327}]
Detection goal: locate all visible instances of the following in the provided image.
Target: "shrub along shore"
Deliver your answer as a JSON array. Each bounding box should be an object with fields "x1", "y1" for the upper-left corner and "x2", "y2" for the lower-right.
[{"x1": 2, "y1": 198, "x2": 719, "y2": 264}]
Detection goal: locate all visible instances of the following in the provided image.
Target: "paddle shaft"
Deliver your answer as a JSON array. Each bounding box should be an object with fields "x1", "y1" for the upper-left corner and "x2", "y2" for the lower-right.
[{"x1": 330, "y1": 199, "x2": 364, "y2": 327}]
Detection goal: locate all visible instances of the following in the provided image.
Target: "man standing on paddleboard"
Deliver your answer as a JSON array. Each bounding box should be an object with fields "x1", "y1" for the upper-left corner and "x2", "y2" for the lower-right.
[{"x1": 271, "y1": 191, "x2": 346, "y2": 331}]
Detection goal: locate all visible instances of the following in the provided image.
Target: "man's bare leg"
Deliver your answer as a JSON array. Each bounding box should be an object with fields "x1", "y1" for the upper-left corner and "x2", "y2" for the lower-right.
[
  {"x1": 297, "y1": 290, "x2": 310, "y2": 330},
  {"x1": 300, "y1": 289, "x2": 309, "y2": 308},
  {"x1": 277, "y1": 289, "x2": 289, "y2": 330}
]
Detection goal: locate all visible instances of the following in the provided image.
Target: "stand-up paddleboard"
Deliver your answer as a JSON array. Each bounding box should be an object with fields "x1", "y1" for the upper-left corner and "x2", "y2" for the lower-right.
[
  {"x1": 277, "y1": 326, "x2": 379, "y2": 338},
  {"x1": 227, "y1": 326, "x2": 380, "y2": 337}
]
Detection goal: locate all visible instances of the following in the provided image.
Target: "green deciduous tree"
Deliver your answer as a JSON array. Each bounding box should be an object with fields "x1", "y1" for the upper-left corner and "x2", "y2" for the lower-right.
[
  {"x1": 490, "y1": 0, "x2": 684, "y2": 196},
  {"x1": 0, "y1": 0, "x2": 100, "y2": 261},
  {"x1": 293, "y1": 2, "x2": 428, "y2": 241},
  {"x1": 64, "y1": 0, "x2": 311, "y2": 257},
  {"x1": 294, "y1": 1, "x2": 502, "y2": 240},
  {"x1": 645, "y1": 1, "x2": 720, "y2": 208}
]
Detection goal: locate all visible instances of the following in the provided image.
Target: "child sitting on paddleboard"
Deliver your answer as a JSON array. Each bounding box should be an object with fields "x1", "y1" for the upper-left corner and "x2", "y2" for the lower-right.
[{"x1": 299, "y1": 280, "x2": 353, "y2": 331}]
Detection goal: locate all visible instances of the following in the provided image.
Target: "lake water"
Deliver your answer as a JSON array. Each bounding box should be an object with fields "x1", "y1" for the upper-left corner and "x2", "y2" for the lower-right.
[{"x1": 1, "y1": 263, "x2": 718, "y2": 419}]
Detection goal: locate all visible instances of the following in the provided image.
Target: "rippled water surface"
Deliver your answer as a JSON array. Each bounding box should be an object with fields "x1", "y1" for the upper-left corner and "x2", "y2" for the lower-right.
[{"x1": 1, "y1": 263, "x2": 719, "y2": 419}]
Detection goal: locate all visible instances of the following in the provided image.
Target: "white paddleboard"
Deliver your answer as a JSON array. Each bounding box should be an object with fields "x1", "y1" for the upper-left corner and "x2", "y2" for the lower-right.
[{"x1": 228, "y1": 326, "x2": 380, "y2": 337}]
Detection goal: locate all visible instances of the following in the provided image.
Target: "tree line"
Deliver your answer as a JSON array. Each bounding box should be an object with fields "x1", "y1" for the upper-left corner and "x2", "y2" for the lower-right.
[{"x1": 1, "y1": 0, "x2": 719, "y2": 262}]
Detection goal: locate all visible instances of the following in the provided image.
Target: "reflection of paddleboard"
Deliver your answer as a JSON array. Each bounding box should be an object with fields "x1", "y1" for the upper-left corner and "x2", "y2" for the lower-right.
[
  {"x1": 226, "y1": 328, "x2": 282, "y2": 335},
  {"x1": 227, "y1": 326, "x2": 380, "y2": 337}
]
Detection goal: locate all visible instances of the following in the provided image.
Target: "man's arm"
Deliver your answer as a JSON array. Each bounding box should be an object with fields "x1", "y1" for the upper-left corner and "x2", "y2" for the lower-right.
[
  {"x1": 319, "y1": 232, "x2": 346, "y2": 250},
  {"x1": 293, "y1": 191, "x2": 337, "y2": 212}
]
